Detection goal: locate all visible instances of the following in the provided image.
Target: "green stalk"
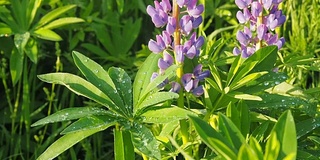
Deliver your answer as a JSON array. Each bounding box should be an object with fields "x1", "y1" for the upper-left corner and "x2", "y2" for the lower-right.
[
  {"x1": 172, "y1": 0, "x2": 191, "y2": 158},
  {"x1": 22, "y1": 56, "x2": 30, "y2": 158}
]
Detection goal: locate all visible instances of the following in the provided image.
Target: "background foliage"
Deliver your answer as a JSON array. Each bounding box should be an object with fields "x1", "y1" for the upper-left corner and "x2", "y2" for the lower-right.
[{"x1": 0, "y1": 0, "x2": 319, "y2": 159}]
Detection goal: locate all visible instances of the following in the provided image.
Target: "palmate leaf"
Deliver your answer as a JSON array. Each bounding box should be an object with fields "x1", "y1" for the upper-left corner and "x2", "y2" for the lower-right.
[
  {"x1": 37, "y1": 73, "x2": 124, "y2": 116},
  {"x1": 140, "y1": 106, "x2": 196, "y2": 123},
  {"x1": 131, "y1": 122, "x2": 161, "y2": 160},
  {"x1": 37, "y1": 125, "x2": 109, "y2": 160},
  {"x1": 31, "y1": 107, "x2": 110, "y2": 127},
  {"x1": 72, "y1": 51, "x2": 125, "y2": 115}
]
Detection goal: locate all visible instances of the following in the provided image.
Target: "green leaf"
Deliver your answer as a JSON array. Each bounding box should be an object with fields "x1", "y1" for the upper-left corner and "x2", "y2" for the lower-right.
[
  {"x1": 135, "y1": 92, "x2": 179, "y2": 115},
  {"x1": 227, "y1": 92, "x2": 262, "y2": 101},
  {"x1": 229, "y1": 71, "x2": 268, "y2": 91},
  {"x1": 114, "y1": 129, "x2": 135, "y2": 160},
  {"x1": 140, "y1": 106, "x2": 196, "y2": 123},
  {"x1": 248, "y1": 137, "x2": 263, "y2": 159},
  {"x1": 189, "y1": 115, "x2": 237, "y2": 159},
  {"x1": 131, "y1": 123, "x2": 161, "y2": 160},
  {"x1": 25, "y1": 37, "x2": 38, "y2": 63},
  {"x1": 264, "y1": 132, "x2": 280, "y2": 160},
  {"x1": 14, "y1": 32, "x2": 30, "y2": 54},
  {"x1": 226, "y1": 55, "x2": 242, "y2": 87},
  {"x1": 33, "y1": 28, "x2": 62, "y2": 41},
  {"x1": 10, "y1": 48, "x2": 24, "y2": 85},
  {"x1": 133, "y1": 53, "x2": 161, "y2": 108},
  {"x1": 218, "y1": 113, "x2": 246, "y2": 151},
  {"x1": 246, "y1": 45, "x2": 278, "y2": 73},
  {"x1": 37, "y1": 73, "x2": 122, "y2": 115},
  {"x1": 246, "y1": 93, "x2": 308, "y2": 109},
  {"x1": 137, "y1": 64, "x2": 178, "y2": 106},
  {"x1": 37, "y1": 126, "x2": 107, "y2": 160},
  {"x1": 0, "y1": 22, "x2": 12, "y2": 35},
  {"x1": 71, "y1": 51, "x2": 125, "y2": 114},
  {"x1": 31, "y1": 107, "x2": 110, "y2": 126},
  {"x1": 41, "y1": 17, "x2": 84, "y2": 29},
  {"x1": 108, "y1": 67, "x2": 133, "y2": 116},
  {"x1": 237, "y1": 143, "x2": 259, "y2": 160},
  {"x1": 296, "y1": 117, "x2": 320, "y2": 139},
  {"x1": 61, "y1": 115, "x2": 117, "y2": 134},
  {"x1": 27, "y1": 0, "x2": 41, "y2": 26},
  {"x1": 35, "y1": 4, "x2": 76, "y2": 29},
  {"x1": 270, "y1": 110, "x2": 297, "y2": 159}
]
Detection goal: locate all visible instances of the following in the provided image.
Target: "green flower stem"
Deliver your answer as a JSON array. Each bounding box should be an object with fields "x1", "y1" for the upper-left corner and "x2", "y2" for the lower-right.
[{"x1": 173, "y1": 0, "x2": 191, "y2": 157}]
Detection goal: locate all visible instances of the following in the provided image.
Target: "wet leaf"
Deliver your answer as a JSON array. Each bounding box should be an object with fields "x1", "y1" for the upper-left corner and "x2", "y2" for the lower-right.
[
  {"x1": 37, "y1": 125, "x2": 107, "y2": 160},
  {"x1": 140, "y1": 106, "x2": 196, "y2": 123},
  {"x1": 37, "y1": 73, "x2": 123, "y2": 115},
  {"x1": 131, "y1": 122, "x2": 161, "y2": 160},
  {"x1": 136, "y1": 92, "x2": 178, "y2": 115},
  {"x1": 109, "y1": 67, "x2": 133, "y2": 116},
  {"x1": 33, "y1": 28, "x2": 62, "y2": 41},
  {"x1": 61, "y1": 115, "x2": 117, "y2": 134},
  {"x1": 72, "y1": 51, "x2": 125, "y2": 115},
  {"x1": 133, "y1": 53, "x2": 161, "y2": 109},
  {"x1": 31, "y1": 107, "x2": 110, "y2": 127}
]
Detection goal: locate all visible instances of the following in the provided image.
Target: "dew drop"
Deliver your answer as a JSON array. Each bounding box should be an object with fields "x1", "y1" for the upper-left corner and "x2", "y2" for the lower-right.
[{"x1": 84, "y1": 59, "x2": 89, "y2": 62}]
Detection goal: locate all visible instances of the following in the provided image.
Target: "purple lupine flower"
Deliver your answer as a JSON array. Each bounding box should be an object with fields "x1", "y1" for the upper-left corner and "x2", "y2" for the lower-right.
[
  {"x1": 158, "y1": 51, "x2": 174, "y2": 73},
  {"x1": 234, "y1": 0, "x2": 286, "y2": 57},
  {"x1": 147, "y1": 0, "x2": 208, "y2": 96}
]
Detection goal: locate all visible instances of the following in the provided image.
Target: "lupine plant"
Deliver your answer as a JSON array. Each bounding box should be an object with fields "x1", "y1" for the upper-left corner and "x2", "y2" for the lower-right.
[{"x1": 21, "y1": 0, "x2": 320, "y2": 160}]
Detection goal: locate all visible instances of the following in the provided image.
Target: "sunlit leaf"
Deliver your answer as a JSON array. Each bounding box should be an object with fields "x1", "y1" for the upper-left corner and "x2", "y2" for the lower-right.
[
  {"x1": 61, "y1": 115, "x2": 117, "y2": 134},
  {"x1": 140, "y1": 106, "x2": 196, "y2": 123},
  {"x1": 114, "y1": 129, "x2": 135, "y2": 160},
  {"x1": 108, "y1": 67, "x2": 133, "y2": 116},
  {"x1": 270, "y1": 110, "x2": 297, "y2": 159},
  {"x1": 136, "y1": 92, "x2": 179, "y2": 115},
  {"x1": 36, "y1": 5, "x2": 76, "y2": 28},
  {"x1": 42, "y1": 17, "x2": 84, "y2": 29},
  {"x1": 31, "y1": 107, "x2": 110, "y2": 126},
  {"x1": 189, "y1": 115, "x2": 237, "y2": 159},
  {"x1": 33, "y1": 28, "x2": 62, "y2": 41},
  {"x1": 133, "y1": 53, "x2": 161, "y2": 109},
  {"x1": 37, "y1": 73, "x2": 123, "y2": 115},
  {"x1": 131, "y1": 122, "x2": 161, "y2": 160},
  {"x1": 37, "y1": 126, "x2": 107, "y2": 160},
  {"x1": 72, "y1": 51, "x2": 125, "y2": 115}
]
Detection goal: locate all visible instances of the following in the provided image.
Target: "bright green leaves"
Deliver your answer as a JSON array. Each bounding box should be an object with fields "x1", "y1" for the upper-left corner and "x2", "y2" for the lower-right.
[
  {"x1": 133, "y1": 53, "x2": 179, "y2": 115},
  {"x1": 190, "y1": 110, "x2": 296, "y2": 160},
  {"x1": 35, "y1": 52, "x2": 186, "y2": 160},
  {"x1": 37, "y1": 126, "x2": 108, "y2": 160},
  {"x1": 131, "y1": 122, "x2": 161, "y2": 160}
]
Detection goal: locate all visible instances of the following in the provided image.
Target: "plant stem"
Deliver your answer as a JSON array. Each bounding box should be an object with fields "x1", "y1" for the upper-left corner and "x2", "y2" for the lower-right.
[{"x1": 172, "y1": 0, "x2": 191, "y2": 158}]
